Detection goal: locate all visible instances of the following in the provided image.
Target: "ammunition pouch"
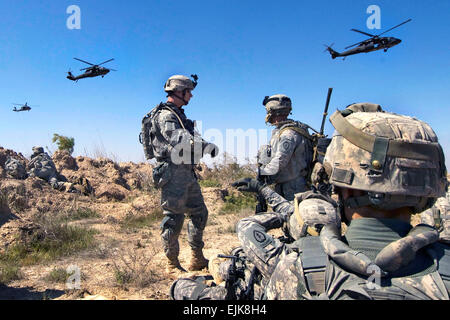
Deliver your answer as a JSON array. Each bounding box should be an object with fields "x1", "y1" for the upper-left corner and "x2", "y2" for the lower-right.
[{"x1": 152, "y1": 162, "x2": 172, "y2": 189}]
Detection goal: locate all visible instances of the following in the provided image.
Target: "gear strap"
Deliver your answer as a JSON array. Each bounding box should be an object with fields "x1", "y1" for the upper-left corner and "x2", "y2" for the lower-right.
[
  {"x1": 297, "y1": 237, "x2": 328, "y2": 296},
  {"x1": 277, "y1": 126, "x2": 313, "y2": 141}
]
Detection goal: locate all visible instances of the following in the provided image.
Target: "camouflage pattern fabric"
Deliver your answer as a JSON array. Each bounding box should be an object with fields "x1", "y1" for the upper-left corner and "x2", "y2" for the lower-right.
[
  {"x1": 26, "y1": 149, "x2": 62, "y2": 188},
  {"x1": 239, "y1": 215, "x2": 450, "y2": 300},
  {"x1": 150, "y1": 102, "x2": 208, "y2": 164},
  {"x1": 260, "y1": 120, "x2": 312, "y2": 200},
  {"x1": 324, "y1": 111, "x2": 446, "y2": 212},
  {"x1": 160, "y1": 164, "x2": 208, "y2": 260},
  {"x1": 170, "y1": 277, "x2": 229, "y2": 300},
  {"x1": 151, "y1": 103, "x2": 209, "y2": 261},
  {"x1": 4, "y1": 157, "x2": 27, "y2": 179},
  {"x1": 421, "y1": 191, "x2": 450, "y2": 243}
]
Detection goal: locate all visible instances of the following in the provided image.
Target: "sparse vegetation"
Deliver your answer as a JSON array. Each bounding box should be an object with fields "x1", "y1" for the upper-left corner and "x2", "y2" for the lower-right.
[
  {"x1": 43, "y1": 267, "x2": 72, "y2": 283},
  {"x1": 0, "y1": 214, "x2": 98, "y2": 266},
  {"x1": 201, "y1": 153, "x2": 257, "y2": 187},
  {"x1": 120, "y1": 208, "x2": 164, "y2": 230},
  {"x1": 52, "y1": 133, "x2": 75, "y2": 155},
  {"x1": 0, "y1": 261, "x2": 22, "y2": 284},
  {"x1": 112, "y1": 246, "x2": 163, "y2": 289},
  {"x1": 199, "y1": 178, "x2": 222, "y2": 188},
  {"x1": 219, "y1": 193, "x2": 257, "y2": 215},
  {"x1": 64, "y1": 207, "x2": 100, "y2": 221}
]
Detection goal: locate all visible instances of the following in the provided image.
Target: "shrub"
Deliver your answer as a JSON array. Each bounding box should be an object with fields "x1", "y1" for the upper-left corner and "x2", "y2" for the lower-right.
[
  {"x1": 219, "y1": 193, "x2": 257, "y2": 215},
  {"x1": 0, "y1": 261, "x2": 22, "y2": 285},
  {"x1": 52, "y1": 134, "x2": 75, "y2": 155},
  {"x1": 0, "y1": 215, "x2": 97, "y2": 266},
  {"x1": 120, "y1": 208, "x2": 164, "y2": 230}
]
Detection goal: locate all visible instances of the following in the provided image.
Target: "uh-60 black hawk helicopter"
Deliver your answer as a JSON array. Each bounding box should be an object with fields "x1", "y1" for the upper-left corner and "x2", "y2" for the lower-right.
[
  {"x1": 67, "y1": 58, "x2": 116, "y2": 82},
  {"x1": 325, "y1": 18, "x2": 412, "y2": 59},
  {"x1": 12, "y1": 102, "x2": 35, "y2": 112}
]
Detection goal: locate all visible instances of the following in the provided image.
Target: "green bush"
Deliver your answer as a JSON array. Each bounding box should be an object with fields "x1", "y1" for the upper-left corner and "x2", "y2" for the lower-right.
[
  {"x1": 0, "y1": 261, "x2": 22, "y2": 285},
  {"x1": 43, "y1": 267, "x2": 72, "y2": 283},
  {"x1": 199, "y1": 178, "x2": 222, "y2": 188},
  {"x1": 52, "y1": 133, "x2": 75, "y2": 154},
  {"x1": 0, "y1": 216, "x2": 97, "y2": 266},
  {"x1": 219, "y1": 193, "x2": 257, "y2": 215}
]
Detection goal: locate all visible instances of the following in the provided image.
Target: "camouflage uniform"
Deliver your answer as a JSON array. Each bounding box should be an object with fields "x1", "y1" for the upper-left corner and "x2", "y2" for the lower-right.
[
  {"x1": 154, "y1": 105, "x2": 209, "y2": 263},
  {"x1": 4, "y1": 157, "x2": 27, "y2": 179},
  {"x1": 149, "y1": 75, "x2": 217, "y2": 271},
  {"x1": 173, "y1": 106, "x2": 450, "y2": 300},
  {"x1": 170, "y1": 184, "x2": 339, "y2": 300},
  {"x1": 259, "y1": 95, "x2": 313, "y2": 201},
  {"x1": 26, "y1": 147, "x2": 67, "y2": 190},
  {"x1": 257, "y1": 107, "x2": 450, "y2": 300}
]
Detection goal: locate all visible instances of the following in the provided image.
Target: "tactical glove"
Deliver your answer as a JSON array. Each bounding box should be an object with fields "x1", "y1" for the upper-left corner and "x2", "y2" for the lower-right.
[{"x1": 232, "y1": 178, "x2": 264, "y2": 193}]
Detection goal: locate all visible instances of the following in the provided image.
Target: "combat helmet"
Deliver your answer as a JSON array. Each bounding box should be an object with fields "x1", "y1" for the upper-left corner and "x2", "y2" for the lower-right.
[
  {"x1": 289, "y1": 192, "x2": 341, "y2": 239},
  {"x1": 324, "y1": 105, "x2": 447, "y2": 213},
  {"x1": 262, "y1": 94, "x2": 292, "y2": 123},
  {"x1": 164, "y1": 74, "x2": 198, "y2": 93},
  {"x1": 32, "y1": 146, "x2": 44, "y2": 154}
]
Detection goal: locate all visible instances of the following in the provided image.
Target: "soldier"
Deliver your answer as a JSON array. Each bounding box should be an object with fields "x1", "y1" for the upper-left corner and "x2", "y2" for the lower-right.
[
  {"x1": 237, "y1": 107, "x2": 449, "y2": 300},
  {"x1": 174, "y1": 104, "x2": 450, "y2": 300},
  {"x1": 26, "y1": 147, "x2": 70, "y2": 190},
  {"x1": 141, "y1": 75, "x2": 218, "y2": 272},
  {"x1": 170, "y1": 180, "x2": 340, "y2": 300},
  {"x1": 258, "y1": 94, "x2": 314, "y2": 201}
]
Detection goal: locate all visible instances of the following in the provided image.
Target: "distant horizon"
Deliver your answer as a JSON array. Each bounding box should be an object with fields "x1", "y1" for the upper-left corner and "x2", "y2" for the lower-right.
[{"x1": 1, "y1": 0, "x2": 449, "y2": 168}]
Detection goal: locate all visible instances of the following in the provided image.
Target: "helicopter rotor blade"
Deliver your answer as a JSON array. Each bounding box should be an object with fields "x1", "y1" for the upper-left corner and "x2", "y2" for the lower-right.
[
  {"x1": 74, "y1": 58, "x2": 95, "y2": 66},
  {"x1": 97, "y1": 58, "x2": 114, "y2": 66},
  {"x1": 12, "y1": 103, "x2": 23, "y2": 106},
  {"x1": 376, "y1": 18, "x2": 412, "y2": 36},
  {"x1": 350, "y1": 29, "x2": 376, "y2": 37},
  {"x1": 108, "y1": 68, "x2": 117, "y2": 71}
]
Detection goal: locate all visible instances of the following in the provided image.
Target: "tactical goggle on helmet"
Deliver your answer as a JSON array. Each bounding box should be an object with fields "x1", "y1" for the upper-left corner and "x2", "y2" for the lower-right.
[
  {"x1": 164, "y1": 74, "x2": 198, "y2": 93},
  {"x1": 324, "y1": 108, "x2": 447, "y2": 213}
]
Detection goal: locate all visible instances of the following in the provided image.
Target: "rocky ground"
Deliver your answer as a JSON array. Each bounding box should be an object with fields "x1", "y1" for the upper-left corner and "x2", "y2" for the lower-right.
[{"x1": 0, "y1": 147, "x2": 252, "y2": 300}]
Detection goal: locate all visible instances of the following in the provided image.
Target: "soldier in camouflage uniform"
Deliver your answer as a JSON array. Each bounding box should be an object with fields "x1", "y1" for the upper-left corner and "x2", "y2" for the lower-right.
[
  {"x1": 258, "y1": 95, "x2": 314, "y2": 201},
  {"x1": 170, "y1": 179, "x2": 340, "y2": 300},
  {"x1": 147, "y1": 75, "x2": 218, "y2": 272},
  {"x1": 237, "y1": 107, "x2": 450, "y2": 300},
  {"x1": 26, "y1": 147, "x2": 73, "y2": 191}
]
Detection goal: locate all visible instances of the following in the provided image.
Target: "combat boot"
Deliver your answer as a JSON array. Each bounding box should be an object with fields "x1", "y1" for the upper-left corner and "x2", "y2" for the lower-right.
[
  {"x1": 166, "y1": 257, "x2": 186, "y2": 273},
  {"x1": 188, "y1": 249, "x2": 209, "y2": 271}
]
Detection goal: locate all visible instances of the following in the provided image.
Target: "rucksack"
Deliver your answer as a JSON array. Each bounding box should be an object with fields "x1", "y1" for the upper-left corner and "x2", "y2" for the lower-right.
[{"x1": 139, "y1": 103, "x2": 186, "y2": 160}]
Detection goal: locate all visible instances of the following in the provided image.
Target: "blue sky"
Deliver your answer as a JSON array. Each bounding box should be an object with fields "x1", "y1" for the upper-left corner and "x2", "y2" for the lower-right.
[{"x1": 0, "y1": 0, "x2": 449, "y2": 167}]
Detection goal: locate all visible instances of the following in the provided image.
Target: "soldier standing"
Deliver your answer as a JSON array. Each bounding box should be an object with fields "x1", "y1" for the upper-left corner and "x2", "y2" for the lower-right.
[
  {"x1": 258, "y1": 94, "x2": 314, "y2": 201},
  {"x1": 141, "y1": 75, "x2": 218, "y2": 272}
]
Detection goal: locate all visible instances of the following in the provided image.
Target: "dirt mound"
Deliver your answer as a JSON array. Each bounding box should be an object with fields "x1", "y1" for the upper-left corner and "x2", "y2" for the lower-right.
[{"x1": 0, "y1": 146, "x2": 241, "y2": 300}]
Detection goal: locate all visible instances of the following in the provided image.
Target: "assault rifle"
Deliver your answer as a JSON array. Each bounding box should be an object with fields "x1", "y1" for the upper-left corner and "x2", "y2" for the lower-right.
[
  {"x1": 255, "y1": 166, "x2": 268, "y2": 214},
  {"x1": 217, "y1": 254, "x2": 259, "y2": 300}
]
